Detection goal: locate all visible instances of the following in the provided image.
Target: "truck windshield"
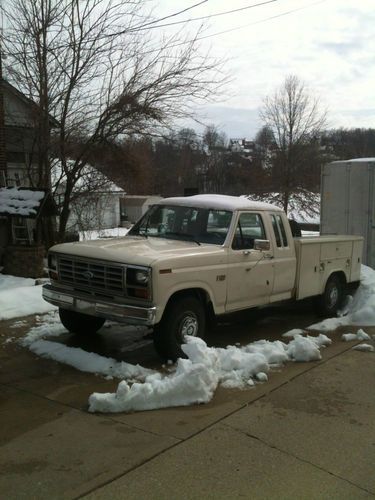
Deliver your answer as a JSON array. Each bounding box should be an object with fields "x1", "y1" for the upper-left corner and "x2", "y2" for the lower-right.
[{"x1": 129, "y1": 205, "x2": 233, "y2": 245}]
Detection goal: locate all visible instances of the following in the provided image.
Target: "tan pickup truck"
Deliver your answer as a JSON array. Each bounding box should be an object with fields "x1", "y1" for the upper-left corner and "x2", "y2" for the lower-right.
[{"x1": 43, "y1": 195, "x2": 363, "y2": 360}]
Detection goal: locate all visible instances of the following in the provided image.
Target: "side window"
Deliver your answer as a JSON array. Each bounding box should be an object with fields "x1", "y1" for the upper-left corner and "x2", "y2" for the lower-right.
[
  {"x1": 271, "y1": 215, "x2": 282, "y2": 248},
  {"x1": 271, "y1": 214, "x2": 289, "y2": 248},
  {"x1": 232, "y1": 213, "x2": 266, "y2": 250},
  {"x1": 276, "y1": 215, "x2": 288, "y2": 247}
]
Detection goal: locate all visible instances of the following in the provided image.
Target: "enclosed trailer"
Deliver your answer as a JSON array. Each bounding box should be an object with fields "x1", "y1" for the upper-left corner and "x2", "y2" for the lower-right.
[{"x1": 320, "y1": 158, "x2": 375, "y2": 268}]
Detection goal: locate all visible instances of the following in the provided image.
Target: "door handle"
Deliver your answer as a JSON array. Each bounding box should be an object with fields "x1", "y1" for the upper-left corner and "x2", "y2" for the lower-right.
[
  {"x1": 264, "y1": 253, "x2": 274, "y2": 260},
  {"x1": 243, "y1": 250, "x2": 250, "y2": 256}
]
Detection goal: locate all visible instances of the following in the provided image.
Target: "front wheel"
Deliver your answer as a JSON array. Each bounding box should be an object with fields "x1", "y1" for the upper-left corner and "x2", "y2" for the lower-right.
[
  {"x1": 153, "y1": 296, "x2": 206, "y2": 361},
  {"x1": 315, "y1": 275, "x2": 345, "y2": 317},
  {"x1": 59, "y1": 308, "x2": 105, "y2": 334}
]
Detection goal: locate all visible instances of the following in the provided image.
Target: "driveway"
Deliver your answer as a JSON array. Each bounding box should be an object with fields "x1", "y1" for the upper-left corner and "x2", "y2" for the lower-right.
[{"x1": 0, "y1": 304, "x2": 374, "y2": 499}]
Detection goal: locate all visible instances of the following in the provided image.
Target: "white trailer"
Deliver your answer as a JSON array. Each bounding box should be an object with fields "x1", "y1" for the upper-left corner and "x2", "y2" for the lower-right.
[{"x1": 321, "y1": 158, "x2": 375, "y2": 268}]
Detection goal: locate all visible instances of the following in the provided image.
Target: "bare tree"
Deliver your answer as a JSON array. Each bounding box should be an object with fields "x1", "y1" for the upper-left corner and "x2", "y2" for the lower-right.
[
  {"x1": 202, "y1": 125, "x2": 227, "y2": 193},
  {"x1": 259, "y1": 75, "x2": 327, "y2": 213},
  {"x1": 2, "y1": 0, "x2": 225, "y2": 241}
]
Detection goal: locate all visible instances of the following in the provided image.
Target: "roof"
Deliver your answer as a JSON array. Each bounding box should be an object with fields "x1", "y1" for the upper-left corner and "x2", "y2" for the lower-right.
[
  {"x1": 123, "y1": 195, "x2": 161, "y2": 206},
  {"x1": 2, "y1": 80, "x2": 60, "y2": 128},
  {"x1": 157, "y1": 194, "x2": 283, "y2": 212},
  {"x1": 331, "y1": 158, "x2": 375, "y2": 164},
  {"x1": 0, "y1": 187, "x2": 58, "y2": 218}
]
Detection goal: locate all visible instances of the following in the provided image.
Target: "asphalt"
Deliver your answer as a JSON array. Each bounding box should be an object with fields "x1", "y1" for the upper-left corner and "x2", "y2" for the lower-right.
[{"x1": 0, "y1": 312, "x2": 375, "y2": 500}]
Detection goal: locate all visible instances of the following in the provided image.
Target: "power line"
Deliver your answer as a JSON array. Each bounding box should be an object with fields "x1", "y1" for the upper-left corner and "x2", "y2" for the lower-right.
[
  {"x1": 151, "y1": 0, "x2": 327, "y2": 50},
  {"x1": 133, "y1": 1, "x2": 278, "y2": 32},
  {"x1": 126, "y1": 0, "x2": 209, "y2": 34},
  {"x1": 193, "y1": 0, "x2": 328, "y2": 42}
]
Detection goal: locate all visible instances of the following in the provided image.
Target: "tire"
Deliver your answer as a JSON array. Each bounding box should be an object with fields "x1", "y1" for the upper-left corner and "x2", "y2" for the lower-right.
[
  {"x1": 59, "y1": 308, "x2": 105, "y2": 334},
  {"x1": 315, "y1": 275, "x2": 345, "y2": 317},
  {"x1": 153, "y1": 296, "x2": 206, "y2": 361}
]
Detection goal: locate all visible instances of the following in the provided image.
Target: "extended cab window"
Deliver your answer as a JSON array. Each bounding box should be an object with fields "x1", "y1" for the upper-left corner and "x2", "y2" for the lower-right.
[
  {"x1": 232, "y1": 213, "x2": 266, "y2": 250},
  {"x1": 271, "y1": 214, "x2": 289, "y2": 248}
]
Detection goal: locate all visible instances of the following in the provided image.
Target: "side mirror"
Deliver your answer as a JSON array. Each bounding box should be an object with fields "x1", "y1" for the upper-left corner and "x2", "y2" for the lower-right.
[{"x1": 254, "y1": 239, "x2": 270, "y2": 251}]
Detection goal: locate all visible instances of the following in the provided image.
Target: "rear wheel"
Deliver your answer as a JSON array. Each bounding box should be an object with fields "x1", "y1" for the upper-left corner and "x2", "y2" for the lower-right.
[
  {"x1": 59, "y1": 308, "x2": 105, "y2": 334},
  {"x1": 153, "y1": 296, "x2": 206, "y2": 361},
  {"x1": 315, "y1": 275, "x2": 345, "y2": 317}
]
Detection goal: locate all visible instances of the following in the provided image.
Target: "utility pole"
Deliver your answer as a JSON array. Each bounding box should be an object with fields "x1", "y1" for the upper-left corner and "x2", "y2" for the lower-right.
[{"x1": 0, "y1": 0, "x2": 6, "y2": 187}]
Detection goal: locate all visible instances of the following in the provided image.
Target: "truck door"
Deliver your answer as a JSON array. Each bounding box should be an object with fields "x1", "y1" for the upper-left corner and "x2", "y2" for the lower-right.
[
  {"x1": 225, "y1": 212, "x2": 274, "y2": 312},
  {"x1": 269, "y1": 213, "x2": 296, "y2": 301}
]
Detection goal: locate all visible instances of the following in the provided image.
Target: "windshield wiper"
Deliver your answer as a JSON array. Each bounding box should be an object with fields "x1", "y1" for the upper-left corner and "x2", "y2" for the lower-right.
[
  {"x1": 185, "y1": 234, "x2": 201, "y2": 246},
  {"x1": 165, "y1": 232, "x2": 201, "y2": 245}
]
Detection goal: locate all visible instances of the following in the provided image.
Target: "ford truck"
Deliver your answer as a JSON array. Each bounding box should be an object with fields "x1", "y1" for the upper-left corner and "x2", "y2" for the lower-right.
[{"x1": 43, "y1": 195, "x2": 363, "y2": 360}]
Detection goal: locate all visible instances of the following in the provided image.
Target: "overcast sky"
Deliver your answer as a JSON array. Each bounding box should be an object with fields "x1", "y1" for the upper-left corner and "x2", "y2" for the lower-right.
[{"x1": 155, "y1": 0, "x2": 375, "y2": 139}]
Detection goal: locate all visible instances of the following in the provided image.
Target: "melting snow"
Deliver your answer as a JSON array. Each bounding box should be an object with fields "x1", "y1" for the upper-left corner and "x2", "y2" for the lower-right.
[
  {"x1": 352, "y1": 344, "x2": 374, "y2": 352},
  {"x1": 342, "y1": 329, "x2": 370, "y2": 342},
  {"x1": 0, "y1": 274, "x2": 56, "y2": 321}
]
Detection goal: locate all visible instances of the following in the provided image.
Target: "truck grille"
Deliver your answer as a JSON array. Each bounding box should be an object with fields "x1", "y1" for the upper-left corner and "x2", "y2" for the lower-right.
[{"x1": 58, "y1": 256, "x2": 124, "y2": 295}]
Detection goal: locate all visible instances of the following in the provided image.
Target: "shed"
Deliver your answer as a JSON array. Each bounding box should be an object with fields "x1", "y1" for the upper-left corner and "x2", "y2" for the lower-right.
[{"x1": 120, "y1": 195, "x2": 163, "y2": 225}]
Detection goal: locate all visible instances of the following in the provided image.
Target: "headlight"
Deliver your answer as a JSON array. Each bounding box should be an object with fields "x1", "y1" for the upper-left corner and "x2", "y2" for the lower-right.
[
  {"x1": 135, "y1": 270, "x2": 149, "y2": 284},
  {"x1": 49, "y1": 254, "x2": 57, "y2": 270}
]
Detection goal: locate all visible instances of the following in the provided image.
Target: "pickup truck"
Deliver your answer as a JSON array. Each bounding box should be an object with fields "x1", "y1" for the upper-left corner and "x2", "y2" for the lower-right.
[{"x1": 43, "y1": 194, "x2": 363, "y2": 360}]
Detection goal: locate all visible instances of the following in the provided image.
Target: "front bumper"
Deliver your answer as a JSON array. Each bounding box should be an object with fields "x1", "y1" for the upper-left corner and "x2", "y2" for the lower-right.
[{"x1": 42, "y1": 284, "x2": 157, "y2": 326}]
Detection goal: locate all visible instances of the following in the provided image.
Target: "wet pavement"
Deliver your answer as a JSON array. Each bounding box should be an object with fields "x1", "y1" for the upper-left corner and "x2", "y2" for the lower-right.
[{"x1": 1, "y1": 304, "x2": 374, "y2": 499}]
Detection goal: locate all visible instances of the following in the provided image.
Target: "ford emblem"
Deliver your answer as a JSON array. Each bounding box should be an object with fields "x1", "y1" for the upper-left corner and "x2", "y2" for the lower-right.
[{"x1": 82, "y1": 271, "x2": 94, "y2": 279}]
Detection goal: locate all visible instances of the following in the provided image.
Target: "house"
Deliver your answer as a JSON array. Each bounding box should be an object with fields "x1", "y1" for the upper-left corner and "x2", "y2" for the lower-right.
[
  {"x1": 0, "y1": 80, "x2": 58, "y2": 187},
  {"x1": 228, "y1": 138, "x2": 256, "y2": 159},
  {"x1": 52, "y1": 162, "x2": 128, "y2": 234},
  {"x1": 0, "y1": 80, "x2": 58, "y2": 263}
]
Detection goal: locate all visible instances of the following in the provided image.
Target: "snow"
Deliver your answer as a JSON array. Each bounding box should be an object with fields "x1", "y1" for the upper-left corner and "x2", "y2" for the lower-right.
[
  {"x1": 3, "y1": 263, "x2": 375, "y2": 414},
  {"x1": 343, "y1": 158, "x2": 375, "y2": 163},
  {"x1": 352, "y1": 344, "x2": 374, "y2": 352},
  {"x1": 88, "y1": 334, "x2": 329, "y2": 413},
  {"x1": 309, "y1": 265, "x2": 375, "y2": 331},
  {"x1": 158, "y1": 194, "x2": 282, "y2": 212},
  {"x1": 342, "y1": 329, "x2": 370, "y2": 342},
  {"x1": 0, "y1": 274, "x2": 56, "y2": 321},
  {"x1": 0, "y1": 187, "x2": 45, "y2": 216},
  {"x1": 79, "y1": 226, "x2": 130, "y2": 241},
  {"x1": 244, "y1": 192, "x2": 320, "y2": 224},
  {"x1": 29, "y1": 340, "x2": 155, "y2": 380}
]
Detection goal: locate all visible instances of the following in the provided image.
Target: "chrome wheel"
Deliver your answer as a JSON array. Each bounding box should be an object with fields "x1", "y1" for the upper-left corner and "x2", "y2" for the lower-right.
[
  {"x1": 328, "y1": 286, "x2": 339, "y2": 308},
  {"x1": 180, "y1": 313, "x2": 199, "y2": 337}
]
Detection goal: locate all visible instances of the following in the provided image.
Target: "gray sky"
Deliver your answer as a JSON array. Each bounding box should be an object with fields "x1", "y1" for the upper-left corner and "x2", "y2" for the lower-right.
[{"x1": 155, "y1": 0, "x2": 375, "y2": 139}]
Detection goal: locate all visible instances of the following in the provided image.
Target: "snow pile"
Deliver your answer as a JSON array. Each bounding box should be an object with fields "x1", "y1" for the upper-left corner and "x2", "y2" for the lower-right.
[
  {"x1": 0, "y1": 187, "x2": 45, "y2": 216},
  {"x1": 309, "y1": 265, "x2": 375, "y2": 332},
  {"x1": 29, "y1": 340, "x2": 155, "y2": 380},
  {"x1": 20, "y1": 312, "x2": 155, "y2": 380},
  {"x1": 352, "y1": 344, "x2": 374, "y2": 352},
  {"x1": 89, "y1": 356, "x2": 218, "y2": 413},
  {"x1": 341, "y1": 329, "x2": 370, "y2": 342},
  {"x1": 88, "y1": 334, "x2": 331, "y2": 413},
  {"x1": 0, "y1": 274, "x2": 56, "y2": 321}
]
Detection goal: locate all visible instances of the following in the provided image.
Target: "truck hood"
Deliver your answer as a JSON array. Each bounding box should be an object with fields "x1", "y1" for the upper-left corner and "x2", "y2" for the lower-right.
[{"x1": 50, "y1": 236, "x2": 225, "y2": 266}]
